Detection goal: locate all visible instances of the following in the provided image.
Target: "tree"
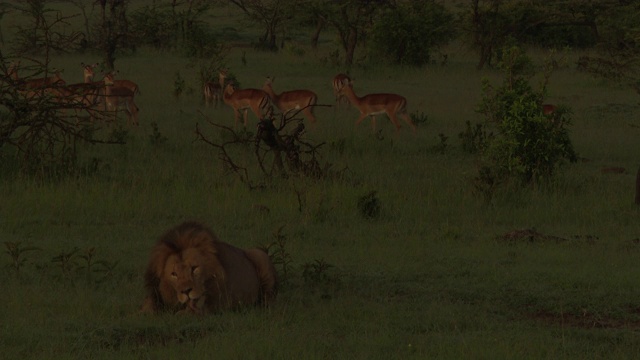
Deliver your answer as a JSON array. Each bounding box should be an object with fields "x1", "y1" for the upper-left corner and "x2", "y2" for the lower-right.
[
  {"x1": 577, "y1": 2, "x2": 640, "y2": 96},
  {"x1": 10, "y1": 0, "x2": 84, "y2": 55},
  {"x1": 310, "y1": 0, "x2": 391, "y2": 66},
  {"x1": 0, "y1": 11, "x2": 122, "y2": 179},
  {"x1": 96, "y1": 0, "x2": 131, "y2": 71},
  {"x1": 66, "y1": 0, "x2": 98, "y2": 46},
  {"x1": 228, "y1": 0, "x2": 296, "y2": 51},
  {"x1": 460, "y1": 0, "x2": 616, "y2": 69},
  {"x1": 369, "y1": 0, "x2": 456, "y2": 66}
]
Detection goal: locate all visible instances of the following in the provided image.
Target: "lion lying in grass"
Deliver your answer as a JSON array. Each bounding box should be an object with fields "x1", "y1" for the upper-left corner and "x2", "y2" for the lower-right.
[{"x1": 141, "y1": 221, "x2": 277, "y2": 314}]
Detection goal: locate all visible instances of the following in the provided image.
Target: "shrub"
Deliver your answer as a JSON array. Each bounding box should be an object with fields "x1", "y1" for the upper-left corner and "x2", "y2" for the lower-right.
[
  {"x1": 129, "y1": 5, "x2": 176, "y2": 50},
  {"x1": 475, "y1": 46, "x2": 577, "y2": 187},
  {"x1": 369, "y1": 0, "x2": 456, "y2": 66}
]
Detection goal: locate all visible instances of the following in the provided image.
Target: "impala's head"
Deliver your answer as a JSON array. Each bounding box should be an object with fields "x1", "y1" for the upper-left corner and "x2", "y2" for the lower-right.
[
  {"x1": 224, "y1": 83, "x2": 236, "y2": 95},
  {"x1": 263, "y1": 77, "x2": 275, "y2": 92},
  {"x1": 50, "y1": 69, "x2": 65, "y2": 85},
  {"x1": 337, "y1": 79, "x2": 355, "y2": 95},
  {"x1": 81, "y1": 62, "x2": 99, "y2": 82},
  {"x1": 103, "y1": 73, "x2": 115, "y2": 86}
]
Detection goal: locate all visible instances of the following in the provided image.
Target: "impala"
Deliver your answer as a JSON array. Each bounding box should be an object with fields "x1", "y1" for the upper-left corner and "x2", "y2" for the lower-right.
[
  {"x1": 105, "y1": 69, "x2": 140, "y2": 96},
  {"x1": 222, "y1": 82, "x2": 271, "y2": 127},
  {"x1": 81, "y1": 62, "x2": 100, "y2": 83},
  {"x1": 102, "y1": 73, "x2": 139, "y2": 126},
  {"x1": 203, "y1": 69, "x2": 227, "y2": 107},
  {"x1": 54, "y1": 82, "x2": 103, "y2": 118},
  {"x1": 7, "y1": 62, "x2": 65, "y2": 94},
  {"x1": 338, "y1": 80, "x2": 416, "y2": 132},
  {"x1": 332, "y1": 73, "x2": 351, "y2": 107},
  {"x1": 9, "y1": 62, "x2": 66, "y2": 98},
  {"x1": 262, "y1": 77, "x2": 317, "y2": 123},
  {"x1": 542, "y1": 104, "x2": 556, "y2": 115}
]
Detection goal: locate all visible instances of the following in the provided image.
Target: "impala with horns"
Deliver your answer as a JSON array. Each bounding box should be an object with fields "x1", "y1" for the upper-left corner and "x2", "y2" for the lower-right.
[
  {"x1": 262, "y1": 77, "x2": 318, "y2": 123},
  {"x1": 222, "y1": 80, "x2": 271, "y2": 128},
  {"x1": 102, "y1": 73, "x2": 139, "y2": 126},
  {"x1": 338, "y1": 80, "x2": 416, "y2": 132},
  {"x1": 332, "y1": 73, "x2": 351, "y2": 107},
  {"x1": 204, "y1": 69, "x2": 227, "y2": 107}
]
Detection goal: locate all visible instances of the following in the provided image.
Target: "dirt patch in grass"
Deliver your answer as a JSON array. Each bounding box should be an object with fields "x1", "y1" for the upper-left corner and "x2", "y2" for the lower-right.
[{"x1": 528, "y1": 308, "x2": 640, "y2": 330}]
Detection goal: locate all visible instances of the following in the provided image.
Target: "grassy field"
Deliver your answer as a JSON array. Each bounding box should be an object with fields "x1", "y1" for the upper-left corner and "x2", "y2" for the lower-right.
[{"x1": 1, "y1": 4, "x2": 640, "y2": 359}]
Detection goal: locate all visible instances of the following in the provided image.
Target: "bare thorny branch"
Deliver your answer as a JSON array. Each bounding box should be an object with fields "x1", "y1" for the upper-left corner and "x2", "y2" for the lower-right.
[{"x1": 194, "y1": 104, "x2": 332, "y2": 188}]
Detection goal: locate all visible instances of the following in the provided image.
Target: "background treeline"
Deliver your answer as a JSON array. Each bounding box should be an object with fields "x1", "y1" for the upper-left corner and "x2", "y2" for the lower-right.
[{"x1": 2, "y1": 0, "x2": 638, "y2": 70}]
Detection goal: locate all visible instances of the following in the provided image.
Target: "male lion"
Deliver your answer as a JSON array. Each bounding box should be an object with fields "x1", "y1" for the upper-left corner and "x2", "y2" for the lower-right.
[{"x1": 141, "y1": 221, "x2": 277, "y2": 314}]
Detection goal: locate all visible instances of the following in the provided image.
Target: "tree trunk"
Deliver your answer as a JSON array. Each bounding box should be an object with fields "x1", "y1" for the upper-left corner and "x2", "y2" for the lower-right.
[
  {"x1": 311, "y1": 16, "x2": 325, "y2": 49},
  {"x1": 636, "y1": 168, "x2": 640, "y2": 205},
  {"x1": 344, "y1": 27, "x2": 357, "y2": 66}
]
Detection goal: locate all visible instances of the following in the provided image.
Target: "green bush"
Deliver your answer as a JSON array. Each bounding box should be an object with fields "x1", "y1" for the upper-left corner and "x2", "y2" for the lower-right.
[
  {"x1": 369, "y1": 0, "x2": 456, "y2": 66},
  {"x1": 129, "y1": 6, "x2": 176, "y2": 50},
  {"x1": 475, "y1": 46, "x2": 577, "y2": 187}
]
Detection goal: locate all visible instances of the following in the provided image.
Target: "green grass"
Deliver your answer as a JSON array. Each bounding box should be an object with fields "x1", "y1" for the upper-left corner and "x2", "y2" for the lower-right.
[{"x1": 2, "y1": 5, "x2": 640, "y2": 359}]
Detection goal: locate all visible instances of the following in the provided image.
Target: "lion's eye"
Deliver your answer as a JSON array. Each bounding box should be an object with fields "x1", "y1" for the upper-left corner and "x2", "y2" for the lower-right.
[
  {"x1": 171, "y1": 272, "x2": 177, "y2": 278},
  {"x1": 191, "y1": 266, "x2": 199, "y2": 274}
]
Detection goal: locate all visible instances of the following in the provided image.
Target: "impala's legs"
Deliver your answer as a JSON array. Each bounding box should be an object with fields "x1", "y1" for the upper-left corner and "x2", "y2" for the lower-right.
[
  {"x1": 399, "y1": 112, "x2": 416, "y2": 132},
  {"x1": 233, "y1": 109, "x2": 241, "y2": 128},
  {"x1": 388, "y1": 113, "x2": 401, "y2": 131},
  {"x1": 303, "y1": 108, "x2": 316, "y2": 123}
]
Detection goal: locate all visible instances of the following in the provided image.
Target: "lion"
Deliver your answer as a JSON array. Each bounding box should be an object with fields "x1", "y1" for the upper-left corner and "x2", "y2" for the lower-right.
[{"x1": 141, "y1": 221, "x2": 277, "y2": 314}]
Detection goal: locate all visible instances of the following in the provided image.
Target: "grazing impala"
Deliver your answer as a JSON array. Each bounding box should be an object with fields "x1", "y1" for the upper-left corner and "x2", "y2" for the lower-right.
[
  {"x1": 222, "y1": 81, "x2": 271, "y2": 128},
  {"x1": 332, "y1": 73, "x2": 351, "y2": 107},
  {"x1": 102, "y1": 73, "x2": 139, "y2": 126},
  {"x1": 203, "y1": 69, "x2": 227, "y2": 107},
  {"x1": 262, "y1": 77, "x2": 317, "y2": 123},
  {"x1": 338, "y1": 80, "x2": 416, "y2": 132}
]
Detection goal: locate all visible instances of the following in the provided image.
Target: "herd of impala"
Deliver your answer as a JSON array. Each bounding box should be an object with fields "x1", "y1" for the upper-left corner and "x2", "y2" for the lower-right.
[
  {"x1": 6, "y1": 61, "x2": 558, "y2": 132},
  {"x1": 7, "y1": 61, "x2": 140, "y2": 126},
  {"x1": 204, "y1": 70, "x2": 418, "y2": 132}
]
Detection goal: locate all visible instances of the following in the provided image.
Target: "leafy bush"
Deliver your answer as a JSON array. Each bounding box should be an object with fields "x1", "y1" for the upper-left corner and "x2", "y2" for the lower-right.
[
  {"x1": 129, "y1": 5, "x2": 176, "y2": 50},
  {"x1": 475, "y1": 46, "x2": 577, "y2": 187},
  {"x1": 369, "y1": 0, "x2": 456, "y2": 66}
]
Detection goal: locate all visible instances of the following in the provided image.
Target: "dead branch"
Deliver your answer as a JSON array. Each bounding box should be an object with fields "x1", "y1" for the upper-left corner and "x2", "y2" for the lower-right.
[{"x1": 195, "y1": 104, "x2": 332, "y2": 187}]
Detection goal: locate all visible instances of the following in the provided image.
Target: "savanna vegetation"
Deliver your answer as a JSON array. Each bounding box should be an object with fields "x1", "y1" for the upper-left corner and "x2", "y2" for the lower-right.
[{"x1": 1, "y1": 0, "x2": 639, "y2": 358}]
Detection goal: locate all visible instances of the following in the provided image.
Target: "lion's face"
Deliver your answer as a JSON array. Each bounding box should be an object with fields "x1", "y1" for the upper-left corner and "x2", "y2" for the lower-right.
[{"x1": 163, "y1": 248, "x2": 209, "y2": 313}]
